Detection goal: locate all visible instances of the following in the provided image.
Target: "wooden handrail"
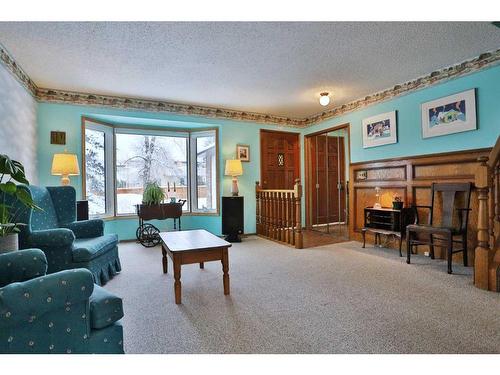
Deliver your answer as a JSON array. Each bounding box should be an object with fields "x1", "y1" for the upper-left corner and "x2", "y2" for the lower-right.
[
  {"x1": 487, "y1": 135, "x2": 500, "y2": 169},
  {"x1": 255, "y1": 179, "x2": 303, "y2": 249},
  {"x1": 474, "y1": 135, "x2": 500, "y2": 292}
]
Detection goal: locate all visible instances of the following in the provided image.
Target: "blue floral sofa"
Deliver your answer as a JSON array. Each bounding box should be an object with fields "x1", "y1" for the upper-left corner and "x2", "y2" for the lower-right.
[
  {"x1": 12, "y1": 186, "x2": 121, "y2": 285},
  {"x1": 0, "y1": 249, "x2": 124, "y2": 354}
]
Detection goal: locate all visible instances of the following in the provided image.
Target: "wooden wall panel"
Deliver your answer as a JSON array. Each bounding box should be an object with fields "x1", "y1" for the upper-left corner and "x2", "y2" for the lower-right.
[
  {"x1": 349, "y1": 148, "x2": 491, "y2": 264},
  {"x1": 355, "y1": 166, "x2": 406, "y2": 182},
  {"x1": 413, "y1": 162, "x2": 477, "y2": 180}
]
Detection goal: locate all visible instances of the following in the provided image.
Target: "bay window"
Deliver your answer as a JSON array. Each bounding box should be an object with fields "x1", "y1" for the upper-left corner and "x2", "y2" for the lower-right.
[{"x1": 82, "y1": 118, "x2": 218, "y2": 217}]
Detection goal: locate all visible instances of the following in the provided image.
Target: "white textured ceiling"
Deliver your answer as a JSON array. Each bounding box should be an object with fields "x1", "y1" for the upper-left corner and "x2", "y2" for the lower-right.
[{"x1": 0, "y1": 22, "x2": 499, "y2": 118}]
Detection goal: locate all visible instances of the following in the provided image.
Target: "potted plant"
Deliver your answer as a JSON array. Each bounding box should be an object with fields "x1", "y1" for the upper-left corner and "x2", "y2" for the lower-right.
[
  {"x1": 392, "y1": 194, "x2": 403, "y2": 210},
  {"x1": 0, "y1": 154, "x2": 39, "y2": 252}
]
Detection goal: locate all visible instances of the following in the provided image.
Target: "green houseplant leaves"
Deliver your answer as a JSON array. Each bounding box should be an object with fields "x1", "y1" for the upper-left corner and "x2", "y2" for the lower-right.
[
  {"x1": 0, "y1": 154, "x2": 39, "y2": 237},
  {"x1": 142, "y1": 181, "x2": 166, "y2": 205}
]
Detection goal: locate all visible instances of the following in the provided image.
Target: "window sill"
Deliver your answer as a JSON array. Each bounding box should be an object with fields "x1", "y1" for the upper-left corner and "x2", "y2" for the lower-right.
[{"x1": 92, "y1": 211, "x2": 220, "y2": 221}]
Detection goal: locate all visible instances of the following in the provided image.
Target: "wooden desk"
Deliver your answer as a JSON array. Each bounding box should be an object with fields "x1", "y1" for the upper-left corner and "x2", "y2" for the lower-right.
[{"x1": 159, "y1": 230, "x2": 232, "y2": 304}]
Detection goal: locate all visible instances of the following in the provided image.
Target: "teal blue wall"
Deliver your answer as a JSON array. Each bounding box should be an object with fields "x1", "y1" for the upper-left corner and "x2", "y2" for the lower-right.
[
  {"x1": 36, "y1": 103, "x2": 299, "y2": 239},
  {"x1": 303, "y1": 64, "x2": 500, "y2": 162},
  {"x1": 298, "y1": 65, "x2": 500, "y2": 223},
  {"x1": 36, "y1": 65, "x2": 500, "y2": 240}
]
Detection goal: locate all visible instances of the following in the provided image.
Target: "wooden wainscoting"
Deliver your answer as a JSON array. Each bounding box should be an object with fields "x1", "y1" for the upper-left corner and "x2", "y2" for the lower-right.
[{"x1": 349, "y1": 148, "x2": 491, "y2": 263}]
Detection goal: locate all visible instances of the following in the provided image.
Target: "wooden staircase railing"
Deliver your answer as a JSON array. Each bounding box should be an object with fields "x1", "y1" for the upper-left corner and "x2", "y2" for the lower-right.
[
  {"x1": 255, "y1": 179, "x2": 303, "y2": 249},
  {"x1": 474, "y1": 135, "x2": 500, "y2": 292}
]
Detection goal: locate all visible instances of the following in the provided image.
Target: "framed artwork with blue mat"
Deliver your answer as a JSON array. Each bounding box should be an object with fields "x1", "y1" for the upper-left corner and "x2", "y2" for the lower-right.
[{"x1": 421, "y1": 88, "x2": 476, "y2": 139}]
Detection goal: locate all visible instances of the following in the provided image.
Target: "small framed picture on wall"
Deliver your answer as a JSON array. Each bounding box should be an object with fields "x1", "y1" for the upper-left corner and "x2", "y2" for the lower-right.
[
  {"x1": 362, "y1": 111, "x2": 397, "y2": 148},
  {"x1": 421, "y1": 88, "x2": 476, "y2": 139},
  {"x1": 236, "y1": 144, "x2": 250, "y2": 162}
]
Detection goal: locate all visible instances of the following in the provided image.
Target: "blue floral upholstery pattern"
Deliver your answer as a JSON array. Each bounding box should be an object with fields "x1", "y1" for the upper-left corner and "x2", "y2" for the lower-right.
[
  {"x1": 3, "y1": 185, "x2": 121, "y2": 285},
  {"x1": 0, "y1": 249, "x2": 124, "y2": 354}
]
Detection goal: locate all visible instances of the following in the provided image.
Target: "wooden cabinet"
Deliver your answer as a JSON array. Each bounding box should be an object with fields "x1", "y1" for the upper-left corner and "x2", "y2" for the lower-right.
[{"x1": 364, "y1": 207, "x2": 401, "y2": 232}]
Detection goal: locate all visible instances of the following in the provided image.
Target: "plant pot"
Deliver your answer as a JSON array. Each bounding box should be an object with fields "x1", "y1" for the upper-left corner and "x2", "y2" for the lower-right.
[
  {"x1": 392, "y1": 201, "x2": 404, "y2": 210},
  {"x1": 0, "y1": 233, "x2": 19, "y2": 253}
]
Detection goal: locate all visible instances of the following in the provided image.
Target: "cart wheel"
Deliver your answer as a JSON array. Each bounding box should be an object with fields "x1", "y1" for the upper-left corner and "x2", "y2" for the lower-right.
[{"x1": 137, "y1": 223, "x2": 161, "y2": 247}]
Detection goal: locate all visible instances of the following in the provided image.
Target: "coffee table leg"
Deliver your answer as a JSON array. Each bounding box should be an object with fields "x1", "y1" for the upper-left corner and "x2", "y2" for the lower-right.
[
  {"x1": 161, "y1": 245, "x2": 168, "y2": 274},
  {"x1": 199, "y1": 262, "x2": 204, "y2": 269},
  {"x1": 222, "y1": 248, "x2": 230, "y2": 295},
  {"x1": 173, "y1": 258, "x2": 182, "y2": 304}
]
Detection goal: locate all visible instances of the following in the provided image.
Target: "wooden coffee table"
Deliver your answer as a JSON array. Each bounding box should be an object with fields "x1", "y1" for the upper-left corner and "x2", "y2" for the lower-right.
[{"x1": 159, "y1": 229, "x2": 232, "y2": 304}]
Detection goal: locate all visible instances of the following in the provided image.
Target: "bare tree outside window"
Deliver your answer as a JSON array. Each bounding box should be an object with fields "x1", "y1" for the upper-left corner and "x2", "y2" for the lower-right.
[
  {"x1": 85, "y1": 129, "x2": 106, "y2": 215},
  {"x1": 115, "y1": 133, "x2": 188, "y2": 214}
]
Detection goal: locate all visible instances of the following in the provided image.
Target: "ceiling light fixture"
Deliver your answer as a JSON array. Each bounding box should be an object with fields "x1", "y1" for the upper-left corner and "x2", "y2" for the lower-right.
[{"x1": 319, "y1": 92, "x2": 330, "y2": 106}]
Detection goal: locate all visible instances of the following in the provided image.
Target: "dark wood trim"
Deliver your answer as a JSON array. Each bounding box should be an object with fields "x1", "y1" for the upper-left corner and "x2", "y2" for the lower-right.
[
  {"x1": 259, "y1": 128, "x2": 301, "y2": 135},
  {"x1": 304, "y1": 123, "x2": 351, "y2": 138}
]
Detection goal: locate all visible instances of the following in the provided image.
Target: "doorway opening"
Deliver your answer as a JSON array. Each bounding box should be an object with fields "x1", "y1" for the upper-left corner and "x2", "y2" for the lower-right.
[{"x1": 305, "y1": 124, "x2": 350, "y2": 245}]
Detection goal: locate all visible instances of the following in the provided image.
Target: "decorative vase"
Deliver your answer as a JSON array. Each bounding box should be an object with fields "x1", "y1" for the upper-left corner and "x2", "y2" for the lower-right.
[
  {"x1": 0, "y1": 233, "x2": 19, "y2": 253},
  {"x1": 392, "y1": 201, "x2": 404, "y2": 210}
]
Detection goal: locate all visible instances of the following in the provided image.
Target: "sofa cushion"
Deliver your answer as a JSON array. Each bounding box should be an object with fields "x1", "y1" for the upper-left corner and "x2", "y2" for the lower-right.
[
  {"x1": 72, "y1": 234, "x2": 118, "y2": 262},
  {"x1": 89, "y1": 285, "x2": 124, "y2": 329}
]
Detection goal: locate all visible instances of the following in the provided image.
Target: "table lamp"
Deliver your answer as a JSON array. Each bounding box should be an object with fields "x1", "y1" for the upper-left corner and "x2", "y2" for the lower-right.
[
  {"x1": 225, "y1": 159, "x2": 243, "y2": 196},
  {"x1": 374, "y1": 186, "x2": 382, "y2": 209},
  {"x1": 51, "y1": 152, "x2": 80, "y2": 186}
]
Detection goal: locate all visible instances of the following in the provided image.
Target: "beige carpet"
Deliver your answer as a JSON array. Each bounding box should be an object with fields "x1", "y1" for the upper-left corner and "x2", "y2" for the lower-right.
[{"x1": 105, "y1": 236, "x2": 500, "y2": 354}]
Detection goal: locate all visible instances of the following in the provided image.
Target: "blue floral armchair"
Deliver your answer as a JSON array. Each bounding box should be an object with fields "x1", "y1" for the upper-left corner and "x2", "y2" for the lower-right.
[
  {"x1": 0, "y1": 249, "x2": 124, "y2": 354},
  {"x1": 10, "y1": 185, "x2": 121, "y2": 285}
]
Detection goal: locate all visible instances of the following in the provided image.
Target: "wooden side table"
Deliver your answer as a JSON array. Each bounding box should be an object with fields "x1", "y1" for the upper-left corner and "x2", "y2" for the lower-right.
[
  {"x1": 159, "y1": 229, "x2": 232, "y2": 304},
  {"x1": 362, "y1": 207, "x2": 416, "y2": 257}
]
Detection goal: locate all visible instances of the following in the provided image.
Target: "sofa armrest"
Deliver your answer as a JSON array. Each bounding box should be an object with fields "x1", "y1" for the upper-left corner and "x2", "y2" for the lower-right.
[
  {"x1": 0, "y1": 269, "x2": 94, "y2": 326},
  {"x1": 63, "y1": 219, "x2": 104, "y2": 239},
  {"x1": 28, "y1": 229, "x2": 75, "y2": 247},
  {"x1": 0, "y1": 249, "x2": 48, "y2": 288}
]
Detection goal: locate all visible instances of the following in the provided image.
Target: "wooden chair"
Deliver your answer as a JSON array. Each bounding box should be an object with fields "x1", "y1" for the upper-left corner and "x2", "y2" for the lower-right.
[{"x1": 406, "y1": 182, "x2": 472, "y2": 274}]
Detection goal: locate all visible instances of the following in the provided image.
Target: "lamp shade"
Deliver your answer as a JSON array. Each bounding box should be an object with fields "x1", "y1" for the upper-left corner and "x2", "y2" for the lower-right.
[
  {"x1": 51, "y1": 153, "x2": 80, "y2": 176},
  {"x1": 225, "y1": 159, "x2": 243, "y2": 177}
]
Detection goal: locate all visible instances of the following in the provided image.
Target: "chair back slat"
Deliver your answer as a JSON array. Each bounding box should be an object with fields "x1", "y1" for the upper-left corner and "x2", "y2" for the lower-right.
[
  {"x1": 431, "y1": 182, "x2": 472, "y2": 229},
  {"x1": 441, "y1": 190, "x2": 456, "y2": 228}
]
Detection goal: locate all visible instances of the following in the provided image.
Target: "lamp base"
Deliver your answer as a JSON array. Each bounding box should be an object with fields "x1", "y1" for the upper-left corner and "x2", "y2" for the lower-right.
[
  {"x1": 373, "y1": 203, "x2": 382, "y2": 209},
  {"x1": 231, "y1": 177, "x2": 239, "y2": 196},
  {"x1": 61, "y1": 175, "x2": 70, "y2": 186}
]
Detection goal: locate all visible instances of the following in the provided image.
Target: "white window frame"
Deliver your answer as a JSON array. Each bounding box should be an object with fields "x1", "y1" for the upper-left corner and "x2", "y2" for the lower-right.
[
  {"x1": 82, "y1": 117, "x2": 219, "y2": 218},
  {"x1": 190, "y1": 130, "x2": 218, "y2": 214},
  {"x1": 82, "y1": 120, "x2": 115, "y2": 218}
]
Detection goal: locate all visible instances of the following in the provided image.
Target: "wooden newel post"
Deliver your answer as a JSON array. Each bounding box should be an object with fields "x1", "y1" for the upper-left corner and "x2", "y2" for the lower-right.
[
  {"x1": 294, "y1": 179, "x2": 303, "y2": 249},
  {"x1": 255, "y1": 181, "x2": 261, "y2": 235},
  {"x1": 474, "y1": 156, "x2": 491, "y2": 290}
]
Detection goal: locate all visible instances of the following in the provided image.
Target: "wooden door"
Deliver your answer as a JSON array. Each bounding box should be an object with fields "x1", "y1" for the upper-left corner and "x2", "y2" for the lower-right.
[
  {"x1": 310, "y1": 135, "x2": 346, "y2": 225},
  {"x1": 260, "y1": 130, "x2": 300, "y2": 189},
  {"x1": 327, "y1": 136, "x2": 346, "y2": 223}
]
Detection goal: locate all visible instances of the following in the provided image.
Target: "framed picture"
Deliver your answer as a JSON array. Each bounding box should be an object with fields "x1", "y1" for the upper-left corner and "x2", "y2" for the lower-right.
[
  {"x1": 421, "y1": 88, "x2": 476, "y2": 139},
  {"x1": 236, "y1": 144, "x2": 250, "y2": 162},
  {"x1": 50, "y1": 131, "x2": 66, "y2": 145},
  {"x1": 362, "y1": 111, "x2": 397, "y2": 148}
]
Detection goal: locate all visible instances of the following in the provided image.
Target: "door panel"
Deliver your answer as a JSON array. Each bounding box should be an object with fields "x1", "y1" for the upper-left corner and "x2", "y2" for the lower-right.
[
  {"x1": 310, "y1": 134, "x2": 346, "y2": 226},
  {"x1": 260, "y1": 130, "x2": 300, "y2": 190}
]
